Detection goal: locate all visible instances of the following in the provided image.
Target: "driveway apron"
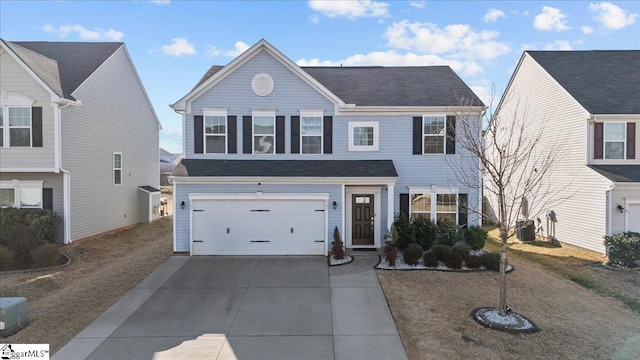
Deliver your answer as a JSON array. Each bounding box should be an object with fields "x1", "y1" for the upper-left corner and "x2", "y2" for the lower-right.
[{"x1": 52, "y1": 255, "x2": 407, "y2": 360}]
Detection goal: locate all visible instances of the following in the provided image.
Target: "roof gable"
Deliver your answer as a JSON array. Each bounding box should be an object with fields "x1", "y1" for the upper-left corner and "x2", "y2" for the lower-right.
[
  {"x1": 527, "y1": 50, "x2": 640, "y2": 115},
  {"x1": 9, "y1": 41, "x2": 122, "y2": 100},
  {"x1": 2, "y1": 40, "x2": 64, "y2": 98}
]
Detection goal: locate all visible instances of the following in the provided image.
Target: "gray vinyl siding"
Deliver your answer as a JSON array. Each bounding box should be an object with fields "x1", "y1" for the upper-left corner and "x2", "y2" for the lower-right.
[
  {"x1": 183, "y1": 50, "x2": 482, "y2": 227},
  {"x1": 0, "y1": 50, "x2": 56, "y2": 169},
  {"x1": 0, "y1": 172, "x2": 64, "y2": 241},
  {"x1": 611, "y1": 184, "x2": 640, "y2": 233},
  {"x1": 489, "y1": 53, "x2": 612, "y2": 253},
  {"x1": 61, "y1": 46, "x2": 159, "y2": 241},
  {"x1": 173, "y1": 183, "x2": 342, "y2": 252}
]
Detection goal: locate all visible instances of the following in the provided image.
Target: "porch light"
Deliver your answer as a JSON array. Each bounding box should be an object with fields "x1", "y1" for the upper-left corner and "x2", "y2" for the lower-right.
[
  {"x1": 181, "y1": 201, "x2": 185, "y2": 210},
  {"x1": 333, "y1": 200, "x2": 337, "y2": 210},
  {"x1": 617, "y1": 204, "x2": 624, "y2": 213}
]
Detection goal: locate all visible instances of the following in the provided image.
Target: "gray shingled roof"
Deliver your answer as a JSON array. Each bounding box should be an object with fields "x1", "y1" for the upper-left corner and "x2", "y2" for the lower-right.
[
  {"x1": 6, "y1": 40, "x2": 122, "y2": 100},
  {"x1": 588, "y1": 165, "x2": 640, "y2": 182},
  {"x1": 172, "y1": 159, "x2": 398, "y2": 178},
  {"x1": 3, "y1": 40, "x2": 64, "y2": 97},
  {"x1": 194, "y1": 64, "x2": 484, "y2": 107},
  {"x1": 527, "y1": 51, "x2": 640, "y2": 114}
]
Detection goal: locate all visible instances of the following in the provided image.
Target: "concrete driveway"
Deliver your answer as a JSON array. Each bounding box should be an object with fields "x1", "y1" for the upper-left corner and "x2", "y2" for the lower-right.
[{"x1": 53, "y1": 255, "x2": 407, "y2": 360}]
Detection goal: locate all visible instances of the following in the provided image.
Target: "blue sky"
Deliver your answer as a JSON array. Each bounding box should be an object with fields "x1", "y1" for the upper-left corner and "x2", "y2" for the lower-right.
[{"x1": 1, "y1": 1, "x2": 638, "y2": 153}]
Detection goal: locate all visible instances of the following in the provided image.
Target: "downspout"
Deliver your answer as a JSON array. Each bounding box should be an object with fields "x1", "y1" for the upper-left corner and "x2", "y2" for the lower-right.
[
  {"x1": 586, "y1": 116, "x2": 595, "y2": 165},
  {"x1": 58, "y1": 101, "x2": 72, "y2": 244},
  {"x1": 606, "y1": 182, "x2": 616, "y2": 237}
]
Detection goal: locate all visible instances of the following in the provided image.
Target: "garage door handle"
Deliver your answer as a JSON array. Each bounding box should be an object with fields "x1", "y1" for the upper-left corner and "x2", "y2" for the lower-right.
[
  {"x1": 291, "y1": 227, "x2": 294, "y2": 233},
  {"x1": 227, "y1": 228, "x2": 230, "y2": 234},
  {"x1": 194, "y1": 240, "x2": 203, "y2": 243},
  {"x1": 193, "y1": 209, "x2": 204, "y2": 212},
  {"x1": 250, "y1": 240, "x2": 271, "y2": 243},
  {"x1": 314, "y1": 240, "x2": 324, "y2": 243}
]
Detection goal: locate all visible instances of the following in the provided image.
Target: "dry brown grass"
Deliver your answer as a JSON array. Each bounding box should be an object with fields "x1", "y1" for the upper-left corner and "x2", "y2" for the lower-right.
[
  {"x1": 377, "y1": 230, "x2": 640, "y2": 360},
  {"x1": 0, "y1": 216, "x2": 173, "y2": 353}
]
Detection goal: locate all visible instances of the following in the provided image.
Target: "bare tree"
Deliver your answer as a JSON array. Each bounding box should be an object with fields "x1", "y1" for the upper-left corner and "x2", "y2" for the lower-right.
[{"x1": 447, "y1": 86, "x2": 571, "y2": 316}]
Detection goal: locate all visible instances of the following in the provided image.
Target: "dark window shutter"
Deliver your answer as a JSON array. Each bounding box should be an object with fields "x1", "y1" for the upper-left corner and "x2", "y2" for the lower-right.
[
  {"x1": 594, "y1": 122, "x2": 603, "y2": 159},
  {"x1": 227, "y1": 116, "x2": 237, "y2": 154},
  {"x1": 323, "y1": 116, "x2": 332, "y2": 154},
  {"x1": 400, "y1": 193, "x2": 409, "y2": 217},
  {"x1": 627, "y1": 122, "x2": 636, "y2": 159},
  {"x1": 446, "y1": 115, "x2": 456, "y2": 154},
  {"x1": 276, "y1": 116, "x2": 285, "y2": 154},
  {"x1": 458, "y1": 193, "x2": 468, "y2": 227},
  {"x1": 291, "y1": 116, "x2": 300, "y2": 154},
  {"x1": 413, "y1": 116, "x2": 422, "y2": 154},
  {"x1": 32, "y1": 107, "x2": 43, "y2": 147},
  {"x1": 194, "y1": 115, "x2": 203, "y2": 154},
  {"x1": 243, "y1": 116, "x2": 252, "y2": 154},
  {"x1": 42, "y1": 188, "x2": 53, "y2": 211}
]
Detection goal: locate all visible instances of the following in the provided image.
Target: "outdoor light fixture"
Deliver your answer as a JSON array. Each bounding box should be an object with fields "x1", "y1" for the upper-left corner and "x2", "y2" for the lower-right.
[
  {"x1": 181, "y1": 201, "x2": 185, "y2": 210},
  {"x1": 332, "y1": 200, "x2": 337, "y2": 209},
  {"x1": 617, "y1": 204, "x2": 624, "y2": 213}
]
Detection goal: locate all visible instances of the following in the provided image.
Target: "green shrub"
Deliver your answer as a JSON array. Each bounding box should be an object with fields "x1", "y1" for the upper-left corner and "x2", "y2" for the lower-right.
[
  {"x1": 443, "y1": 250, "x2": 463, "y2": 269},
  {"x1": 31, "y1": 243, "x2": 61, "y2": 268},
  {"x1": 604, "y1": 232, "x2": 640, "y2": 267},
  {"x1": 465, "y1": 255, "x2": 482, "y2": 269},
  {"x1": 463, "y1": 226, "x2": 488, "y2": 250},
  {"x1": 402, "y1": 243, "x2": 424, "y2": 265},
  {"x1": 413, "y1": 216, "x2": 437, "y2": 251},
  {"x1": 0, "y1": 245, "x2": 15, "y2": 271},
  {"x1": 480, "y1": 252, "x2": 501, "y2": 271},
  {"x1": 423, "y1": 251, "x2": 439, "y2": 267},
  {"x1": 451, "y1": 244, "x2": 471, "y2": 261},
  {"x1": 435, "y1": 220, "x2": 460, "y2": 246},
  {"x1": 331, "y1": 226, "x2": 345, "y2": 260},
  {"x1": 3, "y1": 224, "x2": 38, "y2": 269},
  {"x1": 430, "y1": 244, "x2": 452, "y2": 261},
  {"x1": 29, "y1": 210, "x2": 62, "y2": 243},
  {"x1": 393, "y1": 213, "x2": 415, "y2": 250},
  {"x1": 384, "y1": 241, "x2": 398, "y2": 267}
]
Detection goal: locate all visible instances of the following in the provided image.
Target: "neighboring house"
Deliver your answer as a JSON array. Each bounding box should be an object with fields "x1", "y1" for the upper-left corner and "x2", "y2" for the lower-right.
[
  {"x1": 170, "y1": 39, "x2": 484, "y2": 255},
  {"x1": 160, "y1": 148, "x2": 180, "y2": 186},
  {"x1": 488, "y1": 50, "x2": 640, "y2": 254},
  {"x1": 0, "y1": 40, "x2": 161, "y2": 243}
]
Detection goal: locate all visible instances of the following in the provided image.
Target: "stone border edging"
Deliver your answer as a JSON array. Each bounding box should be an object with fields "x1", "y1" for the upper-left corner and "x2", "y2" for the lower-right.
[
  {"x1": 373, "y1": 255, "x2": 515, "y2": 273},
  {"x1": 471, "y1": 306, "x2": 540, "y2": 334},
  {"x1": 328, "y1": 255, "x2": 355, "y2": 266}
]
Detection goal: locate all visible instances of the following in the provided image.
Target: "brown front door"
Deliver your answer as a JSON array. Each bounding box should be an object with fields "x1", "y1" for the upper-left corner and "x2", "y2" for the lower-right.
[{"x1": 352, "y1": 194, "x2": 374, "y2": 246}]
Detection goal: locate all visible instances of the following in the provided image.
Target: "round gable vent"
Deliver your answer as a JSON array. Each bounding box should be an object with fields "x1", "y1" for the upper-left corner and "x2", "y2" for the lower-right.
[{"x1": 251, "y1": 73, "x2": 274, "y2": 96}]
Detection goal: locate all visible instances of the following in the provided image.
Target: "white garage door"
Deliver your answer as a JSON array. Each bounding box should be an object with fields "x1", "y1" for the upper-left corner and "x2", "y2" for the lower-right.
[
  {"x1": 627, "y1": 202, "x2": 640, "y2": 233},
  {"x1": 192, "y1": 199, "x2": 326, "y2": 255}
]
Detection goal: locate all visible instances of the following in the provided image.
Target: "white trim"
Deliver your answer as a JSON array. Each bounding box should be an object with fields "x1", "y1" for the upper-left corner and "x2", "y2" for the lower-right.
[
  {"x1": 624, "y1": 199, "x2": 640, "y2": 232},
  {"x1": 53, "y1": 103, "x2": 60, "y2": 171},
  {"x1": 172, "y1": 181, "x2": 177, "y2": 252},
  {"x1": 336, "y1": 106, "x2": 485, "y2": 115},
  {"x1": 386, "y1": 182, "x2": 395, "y2": 232},
  {"x1": 603, "y1": 122, "x2": 626, "y2": 160},
  {"x1": 0, "y1": 91, "x2": 35, "y2": 106},
  {"x1": 113, "y1": 152, "x2": 123, "y2": 185},
  {"x1": 0, "y1": 168, "x2": 57, "y2": 172},
  {"x1": 171, "y1": 176, "x2": 398, "y2": 185},
  {"x1": 203, "y1": 110, "x2": 228, "y2": 154},
  {"x1": 422, "y1": 114, "x2": 447, "y2": 155},
  {"x1": 202, "y1": 108, "x2": 228, "y2": 116},
  {"x1": 300, "y1": 112, "x2": 323, "y2": 155},
  {"x1": 348, "y1": 121, "x2": 379, "y2": 152},
  {"x1": 252, "y1": 111, "x2": 276, "y2": 155},
  {"x1": 0, "y1": 180, "x2": 44, "y2": 209},
  {"x1": 62, "y1": 169, "x2": 71, "y2": 243},
  {"x1": 408, "y1": 186, "x2": 460, "y2": 223},
  {"x1": 345, "y1": 186, "x2": 382, "y2": 249}
]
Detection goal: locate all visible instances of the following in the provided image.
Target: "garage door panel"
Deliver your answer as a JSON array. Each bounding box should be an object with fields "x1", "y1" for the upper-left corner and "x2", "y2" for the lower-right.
[{"x1": 191, "y1": 198, "x2": 326, "y2": 255}]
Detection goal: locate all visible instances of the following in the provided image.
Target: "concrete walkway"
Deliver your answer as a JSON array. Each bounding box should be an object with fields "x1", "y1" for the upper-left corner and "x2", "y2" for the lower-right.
[{"x1": 53, "y1": 255, "x2": 407, "y2": 360}]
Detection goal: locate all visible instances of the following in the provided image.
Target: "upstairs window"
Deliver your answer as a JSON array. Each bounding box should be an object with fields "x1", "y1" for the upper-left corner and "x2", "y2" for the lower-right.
[
  {"x1": 204, "y1": 114, "x2": 227, "y2": 154},
  {"x1": 8, "y1": 107, "x2": 31, "y2": 147},
  {"x1": 253, "y1": 115, "x2": 275, "y2": 154},
  {"x1": 113, "y1": 153, "x2": 122, "y2": 185},
  {"x1": 604, "y1": 123, "x2": 625, "y2": 159},
  {"x1": 423, "y1": 116, "x2": 445, "y2": 154},
  {"x1": 301, "y1": 115, "x2": 322, "y2": 154},
  {"x1": 349, "y1": 121, "x2": 379, "y2": 151}
]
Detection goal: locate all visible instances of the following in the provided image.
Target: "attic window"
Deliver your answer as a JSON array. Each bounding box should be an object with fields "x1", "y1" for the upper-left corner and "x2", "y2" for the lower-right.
[{"x1": 251, "y1": 73, "x2": 274, "y2": 96}]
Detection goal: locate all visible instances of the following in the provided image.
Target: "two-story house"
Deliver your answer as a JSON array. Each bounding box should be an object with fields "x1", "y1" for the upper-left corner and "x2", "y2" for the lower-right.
[
  {"x1": 170, "y1": 39, "x2": 484, "y2": 256},
  {"x1": 0, "y1": 40, "x2": 161, "y2": 243},
  {"x1": 489, "y1": 50, "x2": 640, "y2": 254}
]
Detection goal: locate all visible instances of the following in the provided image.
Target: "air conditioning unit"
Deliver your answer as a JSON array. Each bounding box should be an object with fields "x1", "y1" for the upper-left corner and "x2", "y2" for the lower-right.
[{"x1": 0, "y1": 297, "x2": 30, "y2": 336}]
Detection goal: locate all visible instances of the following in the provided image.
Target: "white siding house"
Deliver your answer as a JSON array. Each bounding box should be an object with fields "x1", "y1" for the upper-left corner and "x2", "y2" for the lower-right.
[
  {"x1": 170, "y1": 39, "x2": 485, "y2": 255},
  {"x1": 488, "y1": 50, "x2": 640, "y2": 254},
  {"x1": 0, "y1": 39, "x2": 161, "y2": 243}
]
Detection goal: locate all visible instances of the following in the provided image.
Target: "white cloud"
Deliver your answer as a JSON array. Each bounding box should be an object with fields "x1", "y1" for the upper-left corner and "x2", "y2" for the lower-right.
[
  {"x1": 205, "y1": 45, "x2": 221, "y2": 58},
  {"x1": 309, "y1": 0, "x2": 389, "y2": 19},
  {"x1": 297, "y1": 50, "x2": 484, "y2": 76},
  {"x1": 581, "y1": 25, "x2": 594, "y2": 34},
  {"x1": 42, "y1": 24, "x2": 124, "y2": 40},
  {"x1": 161, "y1": 38, "x2": 196, "y2": 57},
  {"x1": 409, "y1": 1, "x2": 425, "y2": 9},
  {"x1": 589, "y1": 2, "x2": 637, "y2": 30},
  {"x1": 224, "y1": 41, "x2": 250, "y2": 57},
  {"x1": 384, "y1": 20, "x2": 510, "y2": 61},
  {"x1": 309, "y1": 13, "x2": 320, "y2": 24},
  {"x1": 484, "y1": 8, "x2": 505, "y2": 23},
  {"x1": 544, "y1": 40, "x2": 572, "y2": 50},
  {"x1": 161, "y1": 127, "x2": 182, "y2": 136},
  {"x1": 534, "y1": 6, "x2": 569, "y2": 31}
]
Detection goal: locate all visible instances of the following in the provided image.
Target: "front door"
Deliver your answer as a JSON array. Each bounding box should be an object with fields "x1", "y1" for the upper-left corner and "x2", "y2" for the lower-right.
[{"x1": 352, "y1": 194, "x2": 374, "y2": 246}]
